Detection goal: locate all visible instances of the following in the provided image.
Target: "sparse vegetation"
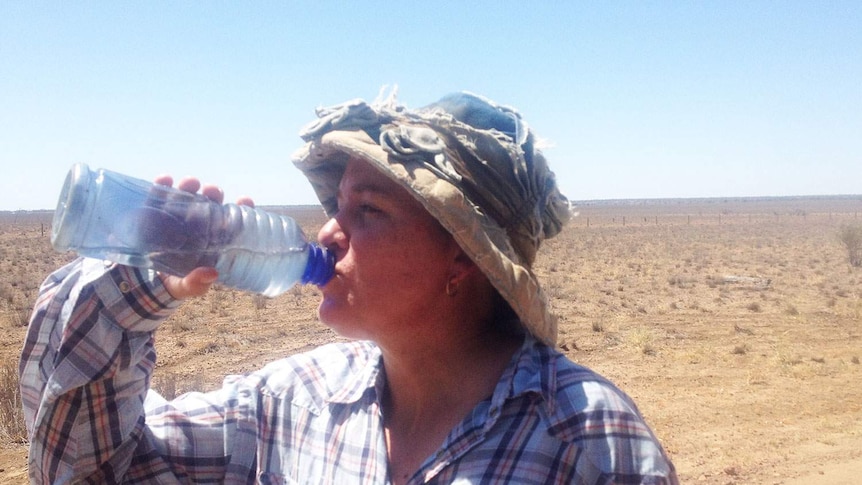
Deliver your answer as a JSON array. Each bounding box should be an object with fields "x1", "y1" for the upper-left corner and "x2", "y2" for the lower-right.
[
  {"x1": 2, "y1": 200, "x2": 862, "y2": 483},
  {"x1": 838, "y1": 224, "x2": 862, "y2": 267},
  {"x1": 591, "y1": 318, "x2": 605, "y2": 332},
  {"x1": 0, "y1": 356, "x2": 27, "y2": 445},
  {"x1": 745, "y1": 302, "x2": 762, "y2": 312},
  {"x1": 627, "y1": 327, "x2": 656, "y2": 356},
  {"x1": 732, "y1": 344, "x2": 749, "y2": 355}
]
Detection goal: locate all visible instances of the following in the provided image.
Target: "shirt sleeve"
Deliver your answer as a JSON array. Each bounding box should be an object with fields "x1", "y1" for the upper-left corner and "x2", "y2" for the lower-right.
[{"x1": 19, "y1": 257, "x2": 182, "y2": 483}]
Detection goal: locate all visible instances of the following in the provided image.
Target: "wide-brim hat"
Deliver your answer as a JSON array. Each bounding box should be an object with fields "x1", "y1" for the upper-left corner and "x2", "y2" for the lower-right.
[{"x1": 292, "y1": 91, "x2": 571, "y2": 346}]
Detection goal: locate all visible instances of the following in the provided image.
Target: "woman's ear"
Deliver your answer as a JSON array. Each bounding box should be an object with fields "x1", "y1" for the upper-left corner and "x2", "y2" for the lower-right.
[{"x1": 448, "y1": 250, "x2": 480, "y2": 286}]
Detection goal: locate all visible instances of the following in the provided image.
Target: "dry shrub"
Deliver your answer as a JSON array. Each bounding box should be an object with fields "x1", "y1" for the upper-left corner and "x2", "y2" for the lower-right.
[
  {"x1": 152, "y1": 372, "x2": 206, "y2": 400},
  {"x1": 627, "y1": 327, "x2": 656, "y2": 356},
  {"x1": 209, "y1": 286, "x2": 230, "y2": 317},
  {"x1": 667, "y1": 275, "x2": 696, "y2": 288},
  {"x1": 838, "y1": 225, "x2": 862, "y2": 267},
  {"x1": 252, "y1": 294, "x2": 269, "y2": 311},
  {"x1": 0, "y1": 356, "x2": 28, "y2": 445},
  {"x1": 153, "y1": 372, "x2": 179, "y2": 401}
]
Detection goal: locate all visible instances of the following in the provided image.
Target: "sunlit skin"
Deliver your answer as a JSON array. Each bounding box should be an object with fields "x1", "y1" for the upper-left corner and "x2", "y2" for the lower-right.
[
  {"x1": 158, "y1": 160, "x2": 522, "y2": 484},
  {"x1": 315, "y1": 159, "x2": 465, "y2": 342}
]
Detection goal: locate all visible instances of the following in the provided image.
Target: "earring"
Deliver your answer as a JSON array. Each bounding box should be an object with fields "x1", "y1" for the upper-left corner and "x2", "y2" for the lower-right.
[{"x1": 445, "y1": 278, "x2": 459, "y2": 297}]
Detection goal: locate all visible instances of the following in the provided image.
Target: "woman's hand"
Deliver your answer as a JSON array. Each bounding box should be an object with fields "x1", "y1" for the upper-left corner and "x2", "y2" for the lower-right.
[{"x1": 153, "y1": 174, "x2": 254, "y2": 300}]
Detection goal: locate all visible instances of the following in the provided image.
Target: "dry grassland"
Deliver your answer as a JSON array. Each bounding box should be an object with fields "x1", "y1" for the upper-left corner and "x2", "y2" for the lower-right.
[{"x1": 1, "y1": 198, "x2": 861, "y2": 483}]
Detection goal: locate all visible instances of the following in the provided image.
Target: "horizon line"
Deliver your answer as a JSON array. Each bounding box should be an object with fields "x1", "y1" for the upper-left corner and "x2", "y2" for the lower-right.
[{"x1": 4, "y1": 193, "x2": 862, "y2": 213}]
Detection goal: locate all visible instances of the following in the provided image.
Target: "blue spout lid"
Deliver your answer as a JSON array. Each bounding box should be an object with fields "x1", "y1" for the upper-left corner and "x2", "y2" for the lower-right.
[{"x1": 302, "y1": 244, "x2": 335, "y2": 286}]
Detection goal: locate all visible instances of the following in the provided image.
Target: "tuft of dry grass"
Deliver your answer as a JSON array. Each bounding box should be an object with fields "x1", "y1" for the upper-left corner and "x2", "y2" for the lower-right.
[
  {"x1": 151, "y1": 371, "x2": 207, "y2": 401},
  {"x1": 731, "y1": 344, "x2": 749, "y2": 355},
  {"x1": 591, "y1": 318, "x2": 605, "y2": 333},
  {"x1": 0, "y1": 356, "x2": 28, "y2": 445},
  {"x1": 627, "y1": 327, "x2": 656, "y2": 356},
  {"x1": 837, "y1": 224, "x2": 862, "y2": 267},
  {"x1": 253, "y1": 294, "x2": 269, "y2": 311}
]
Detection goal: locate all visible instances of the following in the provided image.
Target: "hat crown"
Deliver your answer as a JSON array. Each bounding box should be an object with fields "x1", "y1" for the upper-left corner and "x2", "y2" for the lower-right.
[{"x1": 300, "y1": 92, "x2": 571, "y2": 265}]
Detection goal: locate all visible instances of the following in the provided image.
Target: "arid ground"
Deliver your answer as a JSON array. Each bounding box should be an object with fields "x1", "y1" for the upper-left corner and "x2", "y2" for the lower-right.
[{"x1": 2, "y1": 197, "x2": 860, "y2": 484}]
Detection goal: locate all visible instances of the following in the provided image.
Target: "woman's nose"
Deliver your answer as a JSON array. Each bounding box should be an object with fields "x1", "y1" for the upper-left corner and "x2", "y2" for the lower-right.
[{"x1": 318, "y1": 217, "x2": 347, "y2": 250}]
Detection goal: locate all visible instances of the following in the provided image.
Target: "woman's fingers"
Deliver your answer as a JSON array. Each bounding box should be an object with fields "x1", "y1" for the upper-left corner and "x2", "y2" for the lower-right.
[
  {"x1": 175, "y1": 177, "x2": 201, "y2": 194},
  {"x1": 150, "y1": 173, "x2": 227, "y2": 300},
  {"x1": 201, "y1": 184, "x2": 225, "y2": 204},
  {"x1": 160, "y1": 267, "x2": 219, "y2": 300}
]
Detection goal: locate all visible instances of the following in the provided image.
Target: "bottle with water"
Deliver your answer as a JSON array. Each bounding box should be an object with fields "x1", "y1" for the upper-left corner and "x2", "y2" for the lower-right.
[{"x1": 50, "y1": 163, "x2": 334, "y2": 296}]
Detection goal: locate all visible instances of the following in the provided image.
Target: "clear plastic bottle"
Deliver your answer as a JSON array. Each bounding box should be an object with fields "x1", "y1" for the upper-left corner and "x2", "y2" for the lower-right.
[{"x1": 50, "y1": 163, "x2": 334, "y2": 296}]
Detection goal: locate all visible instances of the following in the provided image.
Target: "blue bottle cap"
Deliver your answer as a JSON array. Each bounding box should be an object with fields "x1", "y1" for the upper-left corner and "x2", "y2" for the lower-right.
[{"x1": 302, "y1": 244, "x2": 335, "y2": 286}]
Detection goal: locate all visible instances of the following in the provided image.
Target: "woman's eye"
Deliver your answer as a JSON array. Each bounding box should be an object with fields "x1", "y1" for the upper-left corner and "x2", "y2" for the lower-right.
[{"x1": 358, "y1": 204, "x2": 382, "y2": 215}]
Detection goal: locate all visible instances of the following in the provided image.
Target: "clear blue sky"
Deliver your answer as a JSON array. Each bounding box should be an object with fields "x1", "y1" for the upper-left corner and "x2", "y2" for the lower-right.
[{"x1": 2, "y1": 2, "x2": 860, "y2": 211}]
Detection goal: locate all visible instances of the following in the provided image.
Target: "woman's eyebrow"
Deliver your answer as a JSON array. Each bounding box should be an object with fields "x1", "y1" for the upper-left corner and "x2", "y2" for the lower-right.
[
  {"x1": 351, "y1": 182, "x2": 389, "y2": 195},
  {"x1": 337, "y1": 182, "x2": 391, "y2": 200}
]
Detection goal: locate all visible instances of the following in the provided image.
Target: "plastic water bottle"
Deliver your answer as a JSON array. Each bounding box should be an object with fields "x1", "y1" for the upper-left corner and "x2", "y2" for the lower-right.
[{"x1": 50, "y1": 163, "x2": 334, "y2": 296}]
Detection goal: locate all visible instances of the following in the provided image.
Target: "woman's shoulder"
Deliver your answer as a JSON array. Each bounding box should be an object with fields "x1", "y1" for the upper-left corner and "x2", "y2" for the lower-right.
[
  {"x1": 522, "y1": 341, "x2": 675, "y2": 478},
  {"x1": 524, "y1": 340, "x2": 651, "y2": 434},
  {"x1": 522, "y1": 340, "x2": 632, "y2": 402},
  {"x1": 552, "y1": 352, "x2": 638, "y2": 410},
  {"x1": 520, "y1": 341, "x2": 640, "y2": 420}
]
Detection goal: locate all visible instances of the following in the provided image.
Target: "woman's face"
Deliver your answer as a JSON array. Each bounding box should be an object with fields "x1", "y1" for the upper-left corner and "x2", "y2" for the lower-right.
[{"x1": 316, "y1": 158, "x2": 459, "y2": 340}]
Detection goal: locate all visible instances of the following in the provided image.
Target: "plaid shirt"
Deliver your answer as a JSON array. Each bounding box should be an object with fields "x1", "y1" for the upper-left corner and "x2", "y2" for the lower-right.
[{"x1": 21, "y1": 258, "x2": 678, "y2": 484}]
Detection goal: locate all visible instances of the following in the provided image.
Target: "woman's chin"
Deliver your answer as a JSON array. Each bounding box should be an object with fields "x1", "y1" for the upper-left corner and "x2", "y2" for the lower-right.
[
  {"x1": 316, "y1": 298, "x2": 341, "y2": 324},
  {"x1": 317, "y1": 302, "x2": 361, "y2": 338}
]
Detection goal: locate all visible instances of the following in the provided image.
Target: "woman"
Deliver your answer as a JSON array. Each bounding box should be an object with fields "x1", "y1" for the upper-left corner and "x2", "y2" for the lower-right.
[{"x1": 21, "y1": 92, "x2": 678, "y2": 483}]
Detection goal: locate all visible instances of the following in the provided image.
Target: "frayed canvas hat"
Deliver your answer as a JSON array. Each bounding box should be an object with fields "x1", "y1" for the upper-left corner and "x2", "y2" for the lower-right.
[{"x1": 292, "y1": 90, "x2": 572, "y2": 346}]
